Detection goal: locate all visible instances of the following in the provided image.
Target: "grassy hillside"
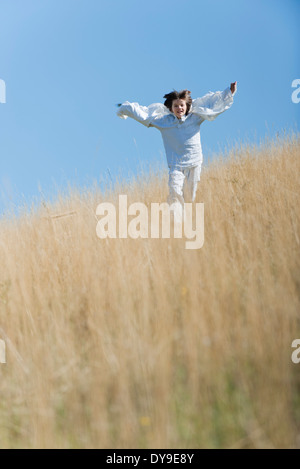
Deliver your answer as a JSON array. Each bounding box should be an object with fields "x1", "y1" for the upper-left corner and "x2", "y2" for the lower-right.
[{"x1": 0, "y1": 134, "x2": 299, "y2": 449}]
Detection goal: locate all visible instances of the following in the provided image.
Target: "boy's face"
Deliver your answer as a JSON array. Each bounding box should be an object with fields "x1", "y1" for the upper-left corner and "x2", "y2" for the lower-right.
[{"x1": 171, "y1": 99, "x2": 187, "y2": 119}]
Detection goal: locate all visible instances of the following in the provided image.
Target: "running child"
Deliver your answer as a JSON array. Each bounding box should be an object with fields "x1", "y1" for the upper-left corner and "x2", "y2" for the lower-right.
[{"x1": 117, "y1": 81, "x2": 237, "y2": 221}]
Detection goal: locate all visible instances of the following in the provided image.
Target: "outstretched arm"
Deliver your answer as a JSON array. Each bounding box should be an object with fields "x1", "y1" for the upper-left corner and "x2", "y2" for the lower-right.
[
  {"x1": 192, "y1": 81, "x2": 237, "y2": 121},
  {"x1": 117, "y1": 101, "x2": 171, "y2": 127},
  {"x1": 117, "y1": 101, "x2": 154, "y2": 127}
]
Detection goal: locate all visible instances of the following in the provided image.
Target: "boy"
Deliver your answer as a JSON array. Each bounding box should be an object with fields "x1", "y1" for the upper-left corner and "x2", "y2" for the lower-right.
[{"x1": 117, "y1": 82, "x2": 237, "y2": 221}]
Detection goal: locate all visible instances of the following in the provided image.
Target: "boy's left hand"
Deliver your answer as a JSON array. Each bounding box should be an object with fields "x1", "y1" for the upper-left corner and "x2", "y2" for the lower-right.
[{"x1": 230, "y1": 81, "x2": 237, "y2": 94}]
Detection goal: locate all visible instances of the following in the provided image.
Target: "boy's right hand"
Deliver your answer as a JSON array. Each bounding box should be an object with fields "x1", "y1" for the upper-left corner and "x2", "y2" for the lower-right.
[{"x1": 230, "y1": 81, "x2": 237, "y2": 94}]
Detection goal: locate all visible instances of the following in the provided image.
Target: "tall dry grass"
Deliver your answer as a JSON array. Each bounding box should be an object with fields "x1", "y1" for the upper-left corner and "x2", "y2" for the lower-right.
[{"x1": 0, "y1": 134, "x2": 299, "y2": 449}]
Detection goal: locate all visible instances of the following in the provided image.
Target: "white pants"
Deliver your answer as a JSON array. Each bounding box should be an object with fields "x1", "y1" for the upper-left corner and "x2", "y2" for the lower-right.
[{"x1": 167, "y1": 165, "x2": 201, "y2": 222}]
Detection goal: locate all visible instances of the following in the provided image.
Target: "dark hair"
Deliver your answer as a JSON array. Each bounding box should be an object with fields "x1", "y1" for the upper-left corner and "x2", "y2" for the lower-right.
[{"x1": 163, "y1": 89, "x2": 192, "y2": 115}]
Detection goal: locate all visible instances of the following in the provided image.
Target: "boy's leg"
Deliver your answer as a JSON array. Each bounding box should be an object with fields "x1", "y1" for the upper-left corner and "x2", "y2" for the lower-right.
[
  {"x1": 183, "y1": 165, "x2": 202, "y2": 203},
  {"x1": 167, "y1": 169, "x2": 185, "y2": 222}
]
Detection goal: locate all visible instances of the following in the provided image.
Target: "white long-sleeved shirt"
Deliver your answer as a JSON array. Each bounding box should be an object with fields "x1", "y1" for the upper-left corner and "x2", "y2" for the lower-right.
[{"x1": 117, "y1": 87, "x2": 236, "y2": 170}]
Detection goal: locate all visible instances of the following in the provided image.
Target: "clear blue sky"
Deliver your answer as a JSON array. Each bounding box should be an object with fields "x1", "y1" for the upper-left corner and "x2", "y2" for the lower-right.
[{"x1": 0, "y1": 0, "x2": 299, "y2": 214}]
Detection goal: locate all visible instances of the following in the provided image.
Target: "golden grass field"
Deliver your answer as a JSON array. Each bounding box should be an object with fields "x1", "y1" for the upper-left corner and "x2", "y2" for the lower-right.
[{"x1": 0, "y1": 133, "x2": 299, "y2": 449}]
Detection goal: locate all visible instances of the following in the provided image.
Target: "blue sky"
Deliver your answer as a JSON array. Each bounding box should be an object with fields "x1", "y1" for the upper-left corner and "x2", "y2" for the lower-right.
[{"x1": 0, "y1": 0, "x2": 299, "y2": 214}]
